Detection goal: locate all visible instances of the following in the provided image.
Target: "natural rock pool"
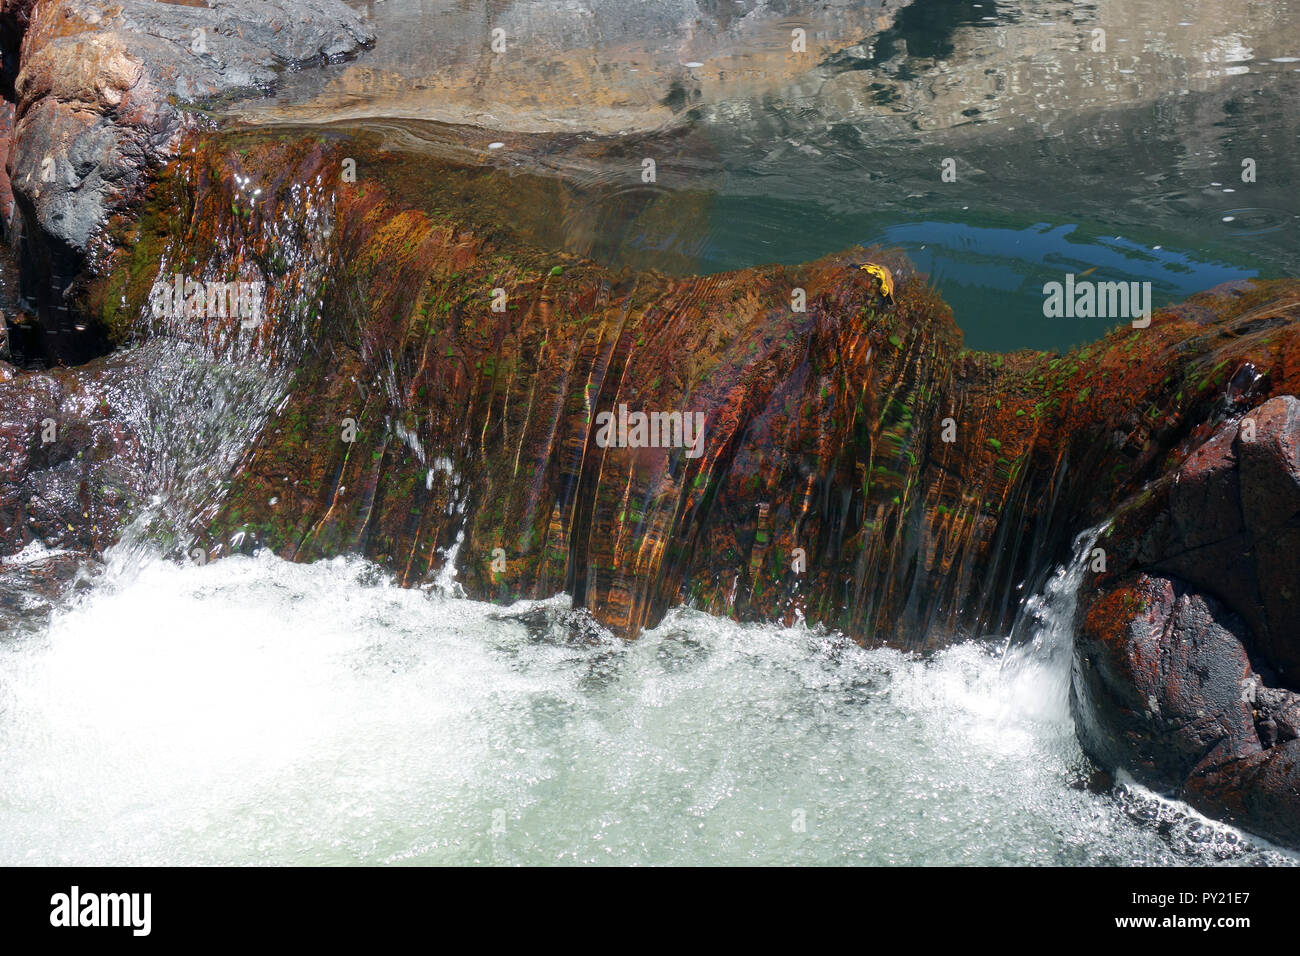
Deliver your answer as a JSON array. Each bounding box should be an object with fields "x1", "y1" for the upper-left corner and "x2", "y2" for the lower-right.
[{"x1": 232, "y1": 0, "x2": 1300, "y2": 351}]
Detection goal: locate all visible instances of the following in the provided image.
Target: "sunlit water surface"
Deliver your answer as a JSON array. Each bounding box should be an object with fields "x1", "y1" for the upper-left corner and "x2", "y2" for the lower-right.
[
  {"x1": 0, "y1": 550, "x2": 1294, "y2": 866},
  {"x1": 232, "y1": 0, "x2": 1300, "y2": 351}
]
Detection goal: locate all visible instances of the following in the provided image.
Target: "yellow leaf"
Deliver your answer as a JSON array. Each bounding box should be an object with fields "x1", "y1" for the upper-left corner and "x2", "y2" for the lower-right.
[{"x1": 859, "y1": 263, "x2": 894, "y2": 301}]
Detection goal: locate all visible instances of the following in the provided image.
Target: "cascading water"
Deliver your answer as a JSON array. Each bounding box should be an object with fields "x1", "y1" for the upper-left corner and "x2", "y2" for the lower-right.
[
  {"x1": 3, "y1": 0, "x2": 1299, "y2": 872},
  {"x1": 997, "y1": 525, "x2": 1106, "y2": 727},
  {"x1": 0, "y1": 525, "x2": 1292, "y2": 865}
]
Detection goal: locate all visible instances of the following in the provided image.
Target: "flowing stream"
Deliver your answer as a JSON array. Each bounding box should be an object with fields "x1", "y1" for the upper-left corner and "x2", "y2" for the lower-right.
[
  {"x1": 0, "y1": 537, "x2": 1294, "y2": 865},
  {"x1": 3, "y1": 0, "x2": 1300, "y2": 866}
]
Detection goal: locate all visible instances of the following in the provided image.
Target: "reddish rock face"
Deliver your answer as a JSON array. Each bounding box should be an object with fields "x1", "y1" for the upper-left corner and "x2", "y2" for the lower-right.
[
  {"x1": 1094, "y1": 395, "x2": 1300, "y2": 686},
  {"x1": 1076, "y1": 396, "x2": 1300, "y2": 849},
  {"x1": 0, "y1": 99, "x2": 14, "y2": 235},
  {"x1": 1075, "y1": 575, "x2": 1261, "y2": 782},
  {"x1": 1074, "y1": 572, "x2": 1300, "y2": 849},
  {"x1": 1238, "y1": 397, "x2": 1300, "y2": 670},
  {"x1": 70, "y1": 134, "x2": 1300, "y2": 662}
]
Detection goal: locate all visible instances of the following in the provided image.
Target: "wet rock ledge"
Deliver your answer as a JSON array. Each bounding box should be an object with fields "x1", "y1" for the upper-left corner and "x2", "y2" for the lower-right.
[
  {"x1": 0, "y1": 0, "x2": 1298, "y2": 853},
  {"x1": 1076, "y1": 394, "x2": 1300, "y2": 847}
]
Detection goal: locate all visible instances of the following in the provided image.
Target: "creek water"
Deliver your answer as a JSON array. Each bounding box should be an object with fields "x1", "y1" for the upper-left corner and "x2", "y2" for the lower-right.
[
  {"x1": 3, "y1": 0, "x2": 1300, "y2": 866},
  {"x1": 0, "y1": 538, "x2": 1294, "y2": 865},
  {"x1": 236, "y1": 0, "x2": 1300, "y2": 351}
]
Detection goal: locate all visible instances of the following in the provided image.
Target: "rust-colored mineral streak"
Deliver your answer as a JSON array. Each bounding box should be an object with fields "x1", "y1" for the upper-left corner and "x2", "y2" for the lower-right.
[{"x1": 88, "y1": 133, "x2": 1300, "y2": 652}]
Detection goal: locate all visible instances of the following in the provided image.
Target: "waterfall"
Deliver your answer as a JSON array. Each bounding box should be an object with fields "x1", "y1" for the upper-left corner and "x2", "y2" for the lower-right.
[{"x1": 996, "y1": 524, "x2": 1106, "y2": 726}]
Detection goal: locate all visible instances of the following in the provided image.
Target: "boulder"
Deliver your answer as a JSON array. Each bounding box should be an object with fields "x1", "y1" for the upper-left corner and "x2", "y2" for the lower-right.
[
  {"x1": 1238, "y1": 396, "x2": 1300, "y2": 673},
  {"x1": 1074, "y1": 572, "x2": 1300, "y2": 848},
  {"x1": 1095, "y1": 395, "x2": 1300, "y2": 685},
  {"x1": 0, "y1": 351, "x2": 148, "y2": 554},
  {"x1": 77, "y1": 134, "x2": 1300, "y2": 659},
  {"x1": 1075, "y1": 394, "x2": 1300, "y2": 848},
  {"x1": 2, "y1": 0, "x2": 374, "y2": 363}
]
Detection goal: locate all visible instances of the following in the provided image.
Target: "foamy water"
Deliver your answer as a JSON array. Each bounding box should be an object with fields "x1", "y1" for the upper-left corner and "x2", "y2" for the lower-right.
[{"x1": 0, "y1": 551, "x2": 1291, "y2": 865}]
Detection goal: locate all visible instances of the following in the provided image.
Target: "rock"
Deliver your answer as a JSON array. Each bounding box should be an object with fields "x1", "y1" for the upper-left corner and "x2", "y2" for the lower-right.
[
  {"x1": 1237, "y1": 397, "x2": 1300, "y2": 673},
  {"x1": 1076, "y1": 393, "x2": 1300, "y2": 848},
  {"x1": 0, "y1": 229, "x2": 17, "y2": 362},
  {"x1": 1074, "y1": 574, "x2": 1260, "y2": 786},
  {"x1": 1074, "y1": 572, "x2": 1300, "y2": 849},
  {"x1": 0, "y1": 351, "x2": 148, "y2": 554},
  {"x1": 0, "y1": 545, "x2": 93, "y2": 636},
  {"x1": 73, "y1": 133, "x2": 1300, "y2": 657},
  {"x1": 13, "y1": 0, "x2": 374, "y2": 250},
  {"x1": 0, "y1": 98, "x2": 14, "y2": 236},
  {"x1": 0, "y1": 0, "x2": 37, "y2": 95},
  {"x1": 1094, "y1": 395, "x2": 1300, "y2": 685},
  {"x1": 0, "y1": 108, "x2": 1297, "y2": 850},
  {"x1": 2, "y1": 0, "x2": 374, "y2": 363}
]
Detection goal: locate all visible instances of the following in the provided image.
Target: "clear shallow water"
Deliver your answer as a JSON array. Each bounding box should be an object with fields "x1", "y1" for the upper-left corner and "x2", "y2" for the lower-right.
[
  {"x1": 0, "y1": 550, "x2": 1293, "y2": 866},
  {"x1": 228, "y1": 0, "x2": 1300, "y2": 351}
]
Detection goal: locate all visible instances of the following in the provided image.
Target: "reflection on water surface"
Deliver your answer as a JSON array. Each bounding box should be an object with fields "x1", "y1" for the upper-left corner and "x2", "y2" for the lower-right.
[{"x1": 229, "y1": 0, "x2": 1300, "y2": 349}]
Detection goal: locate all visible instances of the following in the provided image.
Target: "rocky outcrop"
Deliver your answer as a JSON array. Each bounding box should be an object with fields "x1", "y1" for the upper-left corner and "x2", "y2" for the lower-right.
[
  {"x1": 1089, "y1": 396, "x2": 1300, "y2": 677},
  {"x1": 1074, "y1": 396, "x2": 1300, "y2": 849},
  {"x1": 1074, "y1": 572, "x2": 1300, "y2": 847},
  {"x1": 69, "y1": 131, "x2": 1293, "y2": 846},
  {"x1": 1, "y1": 0, "x2": 373, "y2": 364},
  {"x1": 69, "y1": 133, "x2": 1300, "y2": 660},
  {"x1": 235, "y1": 0, "x2": 900, "y2": 135}
]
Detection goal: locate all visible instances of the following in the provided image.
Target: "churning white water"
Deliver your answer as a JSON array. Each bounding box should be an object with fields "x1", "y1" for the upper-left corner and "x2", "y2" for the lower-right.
[{"x1": 0, "y1": 547, "x2": 1293, "y2": 866}]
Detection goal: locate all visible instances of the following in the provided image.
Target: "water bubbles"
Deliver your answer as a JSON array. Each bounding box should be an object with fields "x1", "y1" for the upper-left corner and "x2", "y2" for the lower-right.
[
  {"x1": 0, "y1": 548, "x2": 1292, "y2": 865},
  {"x1": 1216, "y1": 207, "x2": 1291, "y2": 237}
]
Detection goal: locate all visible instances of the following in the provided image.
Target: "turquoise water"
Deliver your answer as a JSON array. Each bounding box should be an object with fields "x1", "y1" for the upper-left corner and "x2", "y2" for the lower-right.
[{"x1": 675, "y1": 205, "x2": 1269, "y2": 351}]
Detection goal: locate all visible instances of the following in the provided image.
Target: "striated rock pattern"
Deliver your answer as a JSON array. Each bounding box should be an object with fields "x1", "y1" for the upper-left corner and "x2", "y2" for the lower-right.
[{"x1": 79, "y1": 134, "x2": 1300, "y2": 660}]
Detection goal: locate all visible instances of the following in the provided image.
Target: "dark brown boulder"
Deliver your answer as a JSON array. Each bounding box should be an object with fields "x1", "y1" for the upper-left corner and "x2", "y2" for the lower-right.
[
  {"x1": 1074, "y1": 574, "x2": 1259, "y2": 783},
  {"x1": 1075, "y1": 394, "x2": 1300, "y2": 848},
  {"x1": 1094, "y1": 395, "x2": 1300, "y2": 686},
  {"x1": 1238, "y1": 396, "x2": 1300, "y2": 674},
  {"x1": 1074, "y1": 571, "x2": 1300, "y2": 848}
]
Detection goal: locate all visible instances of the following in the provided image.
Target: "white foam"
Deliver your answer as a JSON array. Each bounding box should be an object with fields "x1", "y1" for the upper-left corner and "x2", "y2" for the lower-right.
[{"x1": 0, "y1": 549, "x2": 1291, "y2": 865}]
